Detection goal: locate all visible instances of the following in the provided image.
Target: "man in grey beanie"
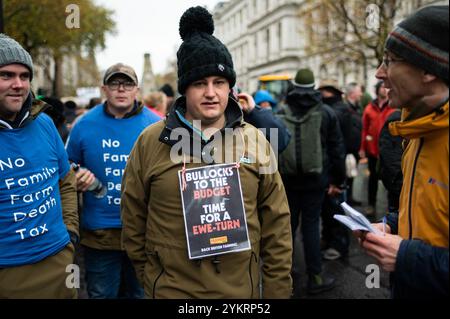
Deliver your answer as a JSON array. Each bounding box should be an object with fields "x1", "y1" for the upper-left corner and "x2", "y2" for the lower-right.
[
  {"x1": 0, "y1": 34, "x2": 33, "y2": 75},
  {"x1": 0, "y1": 34, "x2": 34, "y2": 122},
  {"x1": 354, "y1": 6, "x2": 449, "y2": 298},
  {"x1": 0, "y1": 34, "x2": 79, "y2": 298}
]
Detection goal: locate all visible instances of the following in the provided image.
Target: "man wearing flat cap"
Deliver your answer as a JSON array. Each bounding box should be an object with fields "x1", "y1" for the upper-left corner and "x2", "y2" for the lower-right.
[{"x1": 66, "y1": 63, "x2": 161, "y2": 299}]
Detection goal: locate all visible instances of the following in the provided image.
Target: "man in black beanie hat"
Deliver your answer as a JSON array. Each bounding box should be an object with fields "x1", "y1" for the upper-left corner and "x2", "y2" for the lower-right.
[
  {"x1": 355, "y1": 5, "x2": 449, "y2": 299},
  {"x1": 121, "y1": 6, "x2": 292, "y2": 299}
]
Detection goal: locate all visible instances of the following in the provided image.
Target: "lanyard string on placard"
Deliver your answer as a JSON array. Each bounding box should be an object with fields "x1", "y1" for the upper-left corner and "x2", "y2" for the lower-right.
[{"x1": 181, "y1": 153, "x2": 188, "y2": 192}]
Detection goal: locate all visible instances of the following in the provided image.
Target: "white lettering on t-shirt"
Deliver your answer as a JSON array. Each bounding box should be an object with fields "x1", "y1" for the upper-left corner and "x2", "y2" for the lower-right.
[
  {"x1": 0, "y1": 157, "x2": 25, "y2": 171},
  {"x1": 101, "y1": 139, "x2": 127, "y2": 206},
  {"x1": 102, "y1": 139, "x2": 120, "y2": 148},
  {"x1": 2, "y1": 158, "x2": 61, "y2": 241}
]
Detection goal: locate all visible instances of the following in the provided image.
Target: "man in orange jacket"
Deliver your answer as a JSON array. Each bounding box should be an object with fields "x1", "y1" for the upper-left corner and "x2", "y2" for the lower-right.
[{"x1": 355, "y1": 5, "x2": 448, "y2": 298}]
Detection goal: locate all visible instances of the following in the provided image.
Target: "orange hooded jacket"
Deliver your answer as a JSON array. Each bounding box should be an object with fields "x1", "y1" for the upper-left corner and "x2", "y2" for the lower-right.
[{"x1": 390, "y1": 102, "x2": 449, "y2": 248}]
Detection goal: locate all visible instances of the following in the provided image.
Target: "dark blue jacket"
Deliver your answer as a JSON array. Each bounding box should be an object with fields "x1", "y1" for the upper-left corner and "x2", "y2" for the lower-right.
[
  {"x1": 385, "y1": 213, "x2": 449, "y2": 299},
  {"x1": 244, "y1": 105, "x2": 291, "y2": 154}
]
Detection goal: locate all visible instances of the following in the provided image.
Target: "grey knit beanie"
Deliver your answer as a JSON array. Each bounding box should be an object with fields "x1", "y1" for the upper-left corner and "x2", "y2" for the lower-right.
[
  {"x1": 385, "y1": 6, "x2": 448, "y2": 84},
  {"x1": 0, "y1": 34, "x2": 34, "y2": 79}
]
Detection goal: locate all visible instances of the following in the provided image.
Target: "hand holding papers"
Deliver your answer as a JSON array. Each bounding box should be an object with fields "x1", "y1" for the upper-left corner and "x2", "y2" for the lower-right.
[{"x1": 334, "y1": 202, "x2": 383, "y2": 235}]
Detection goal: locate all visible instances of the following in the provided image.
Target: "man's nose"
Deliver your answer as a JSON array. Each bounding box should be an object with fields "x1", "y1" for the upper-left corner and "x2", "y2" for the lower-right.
[
  {"x1": 11, "y1": 77, "x2": 25, "y2": 89},
  {"x1": 205, "y1": 82, "x2": 215, "y2": 97},
  {"x1": 375, "y1": 63, "x2": 387, "y2": 80}
]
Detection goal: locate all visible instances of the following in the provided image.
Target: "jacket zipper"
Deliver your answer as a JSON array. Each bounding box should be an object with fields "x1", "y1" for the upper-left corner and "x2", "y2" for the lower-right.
[
  {"x1": 152, "y1": 252, "x2": 164, "y2": 299},
  {"x1": 152, "y1": 268, "x2": 164, "y2": 299},
  {"x1": 407, "y1": 138, "x2": 424, "y2": 240},
  {"x1": 295, "y1": 122, "x2": 302, "y2": 173},
  {"x1": 248, "y1": 252, "x2": 257, "y2": 298}
]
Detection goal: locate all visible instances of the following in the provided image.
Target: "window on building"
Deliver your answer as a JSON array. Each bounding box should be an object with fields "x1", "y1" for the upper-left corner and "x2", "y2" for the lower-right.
[
  {"x1": 278, "y1": 22, "x2": 283, "y2": 51},
  {"x1": 254, "y1": 35, "x2": 258, "y2": 63},
  {"x1": 337, "y1": 61, "x2": 346, "y2": 86},
  {"x1": 320, "y1": 65, "x2": 328, "y2": 81}
]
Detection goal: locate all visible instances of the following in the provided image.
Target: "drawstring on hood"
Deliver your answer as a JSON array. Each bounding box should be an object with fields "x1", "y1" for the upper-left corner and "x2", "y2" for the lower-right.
[{"x1": 181, "y1": 153, "x2": 188, "y2": 191}]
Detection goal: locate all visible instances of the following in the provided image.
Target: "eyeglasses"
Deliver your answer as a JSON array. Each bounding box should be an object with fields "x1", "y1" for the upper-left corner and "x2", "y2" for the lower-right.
[
  {"x1": 107, "y1": 80, "x2": 136, "y2": 91},
  {"x1": 382, "y1": 55, "x2": 405, "y2": 68}
]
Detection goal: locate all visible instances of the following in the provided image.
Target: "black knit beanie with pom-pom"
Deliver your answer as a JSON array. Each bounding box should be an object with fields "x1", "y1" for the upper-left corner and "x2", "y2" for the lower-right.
[{"x1": 177, "y1": 6, "x2": 236, "y2": 94}]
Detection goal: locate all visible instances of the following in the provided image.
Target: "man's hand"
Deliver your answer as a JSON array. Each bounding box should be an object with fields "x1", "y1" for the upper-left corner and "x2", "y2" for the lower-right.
[
  {"x1": 237, "y1": 93, "x2": 256, "y2": 113},
  {"x1": 353, "y1": 223, "x2": 401, "y2": 272},
  {"x1": 354, "y1": 223, "x2": 391, "y2": 240},
  {"x1": 361, "y1": 232, "x2": 403, "y2": 272},
  {"x1": 328, "y1": 184, "x2": 343, "y2": 196},
  {"x1": 75, "y1": 167, "x2": 96, "y2": 192}
]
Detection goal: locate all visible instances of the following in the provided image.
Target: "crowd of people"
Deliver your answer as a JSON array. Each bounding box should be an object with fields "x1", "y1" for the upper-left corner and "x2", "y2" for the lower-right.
[{"x1": 0, "y1": 5, "x2": 448, "y2": 299}]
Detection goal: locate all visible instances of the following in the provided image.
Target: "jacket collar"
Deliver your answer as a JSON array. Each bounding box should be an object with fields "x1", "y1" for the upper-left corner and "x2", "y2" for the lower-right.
[
  {"x1": 102, "y1": 100, "x2": 143, "y2": 119},
  {"x1": 371, "y1": 98, "x2": 390, "y2": 109},
  {"x1": 389, "y1": 101, "x2": 449, "y2": 139},
  {"x1": 0, "y1": 95, "x2": 49, "y2": 130}
]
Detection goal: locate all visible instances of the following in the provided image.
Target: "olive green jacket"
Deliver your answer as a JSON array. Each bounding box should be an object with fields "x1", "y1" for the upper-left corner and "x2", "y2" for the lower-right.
[{"x1": 121, "y1": 98, "x2": 292, "y2": 299}]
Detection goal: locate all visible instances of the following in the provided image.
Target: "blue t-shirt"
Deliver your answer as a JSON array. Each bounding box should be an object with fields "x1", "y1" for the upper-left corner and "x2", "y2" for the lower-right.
[
  {"x1": 66, "y1": 105, "x2": 161, "y2": 230},
  {"x1": 0, "y1": 114, "x2": 71, "y2": 267}
]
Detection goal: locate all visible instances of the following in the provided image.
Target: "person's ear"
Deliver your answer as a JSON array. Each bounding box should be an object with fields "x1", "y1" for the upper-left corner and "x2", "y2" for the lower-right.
[{"x1": 423, "y1": 71, "x2": 437, "y2": 84}]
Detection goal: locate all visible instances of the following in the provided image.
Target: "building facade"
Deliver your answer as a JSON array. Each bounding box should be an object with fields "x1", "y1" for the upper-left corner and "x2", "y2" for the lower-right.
[
  {"x1": 33, "y1": 51, "x2": 101, "y2": 101},
  {"x1": 214, "y1": 0, "x2": 448, "y2": 97},
  {"x1": 214, "y1": 0, "x2": 304, "y2": 94}
]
